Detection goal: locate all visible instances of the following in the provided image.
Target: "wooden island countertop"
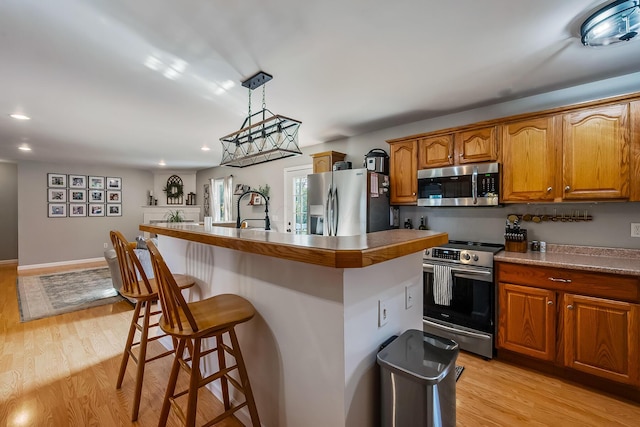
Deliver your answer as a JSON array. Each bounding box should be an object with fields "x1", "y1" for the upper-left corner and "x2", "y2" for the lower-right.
[{"x1": 139, "y1": 222, "x2": 448, "y2": 268}]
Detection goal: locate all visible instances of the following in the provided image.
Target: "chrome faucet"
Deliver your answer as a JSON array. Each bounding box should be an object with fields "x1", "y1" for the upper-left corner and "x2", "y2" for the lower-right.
[{"x1": 236, "y1": 190, "x2": 271, "y2": 230}]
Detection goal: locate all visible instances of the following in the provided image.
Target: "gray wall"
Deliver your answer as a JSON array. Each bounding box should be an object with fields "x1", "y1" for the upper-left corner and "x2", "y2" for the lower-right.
[
  {"x1": 199, "y1": 71, "x2": 640, "y2": 248},
  {"x1": 0, "y1": 161, "x2": 18, "y2": 261},
  {"x1": 18, "y1": 161, "x2": 153, "y2": 266}
]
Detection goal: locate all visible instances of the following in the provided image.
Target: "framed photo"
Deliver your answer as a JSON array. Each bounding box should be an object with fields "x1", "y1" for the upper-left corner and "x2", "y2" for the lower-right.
[
  {"x1": 89, "y1": 176, "x2": 105, "y2": 189},
  {"x1": 234, "y1": 184, "x2": 249, "y2": 195},
  {"x1": 89, "y1": 190, "x2": 104, "y2": 202},
  {"x1": 106, "y1": 204, "x2": 122, "y2": 217},
  {"x1": 69, "y1": 189, "x2": 87, "y2": 203},
  {"x1": 106, "y1": 177, "x2": 122, "y2": 190},
  {"x1": 48, "y1": 188, "x2": 67, "y2": 202},
  {"x1": 106, "y1": 190, "x2": 121, "y2": 203},
  {"x1": 88, "y1": 204, "x2": 104, "y2": 217},
  {"x1": 69, "y1": 204, "x2": 87, "y2": 217},
  {"x1": 48, "y1": 173, "x2": 67, "y2": 188},
  {"x1": 48, "y1": 203, "x2": 66, "y2": 218},
  {"x1": 69, "y1": 175, "x2": 87, "y2": 188},
  {"x1": 250, "y1": 194, "x2": 263, "y2": 205}
]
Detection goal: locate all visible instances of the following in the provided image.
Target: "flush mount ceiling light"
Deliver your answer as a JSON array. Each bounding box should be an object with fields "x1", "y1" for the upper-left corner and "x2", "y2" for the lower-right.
[
  {"x1": 219, "y1": 71, "x2": 302, "y2": 168},
  {"x1": 581, "y1": 0, "x2": 640, "y2": 46}
]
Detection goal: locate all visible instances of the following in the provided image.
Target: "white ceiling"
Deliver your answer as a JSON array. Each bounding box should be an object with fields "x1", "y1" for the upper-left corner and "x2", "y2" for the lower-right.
[{"x1": 1, "y1": 0, "x2": 639, "y2": 170}]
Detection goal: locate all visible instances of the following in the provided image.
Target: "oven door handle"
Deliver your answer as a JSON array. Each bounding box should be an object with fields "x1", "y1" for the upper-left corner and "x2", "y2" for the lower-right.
[
  {"x1": 423, "y1": 263, "x2": 492, "y2": 277},
  {"x1": 423, "y1": 318, "x2": 490, "y2": 340}
]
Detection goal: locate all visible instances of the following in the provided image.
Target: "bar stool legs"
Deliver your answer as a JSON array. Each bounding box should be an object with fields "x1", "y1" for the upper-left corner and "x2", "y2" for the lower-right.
[
  {"x1": 158, "y1": 330, "x2": 260, "y2": 427},
  {"x1": 117, "y1": 299, "x2": 169, "y2": 421}
]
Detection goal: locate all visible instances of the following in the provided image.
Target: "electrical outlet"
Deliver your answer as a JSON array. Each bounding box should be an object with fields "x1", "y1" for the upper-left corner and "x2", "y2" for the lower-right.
[
  {"x1": 378, "y1": 299, "x2": 389, "y2": 327},
  {"x1": 632, "y1": 223, "x2": 640, "y2": 238},
  {"x1": 405, "y1": 285, "x2": 415, "y2": 309},
  {"x1": 103, "y1": 242, "x2": 108, "y2": 249}
]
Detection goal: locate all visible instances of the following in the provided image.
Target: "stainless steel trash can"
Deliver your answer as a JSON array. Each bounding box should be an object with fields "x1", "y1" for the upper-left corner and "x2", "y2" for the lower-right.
[{"x1": 377, "y1": 329, "x2": 459, "y2": 427}]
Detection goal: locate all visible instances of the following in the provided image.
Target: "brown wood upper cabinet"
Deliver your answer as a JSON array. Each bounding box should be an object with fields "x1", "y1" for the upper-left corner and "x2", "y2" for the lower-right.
[
  {"x1": 418, "y1": 126, "x2": 498, "y2": 169},
  {"x1": 389, "y1": 140, "x2": 418, "y2": 204},
  {"x1": 310, "y1": 151, "x2": 346, "y2": 173},
  {"x1": 501, "y1": 103, "x2": 630, "y2": 202},
  {"x1": 501, "y1": 117, "x2": 557, "y2": 202},
  {"x1": 562, "y1": 103, "x2": 630, "y2": 200},
  {"x1": 418, "y1": 135, "x2": 453, "y2": 168}
]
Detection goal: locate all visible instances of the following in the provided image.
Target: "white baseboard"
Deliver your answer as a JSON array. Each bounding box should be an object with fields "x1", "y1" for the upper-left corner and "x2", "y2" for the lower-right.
[
  {"x1": 0, "y1": 259, "x2": 18, "y2": 266},
  {"x1": 17, "y1": 257, "x2": 106, "y2": 272}
]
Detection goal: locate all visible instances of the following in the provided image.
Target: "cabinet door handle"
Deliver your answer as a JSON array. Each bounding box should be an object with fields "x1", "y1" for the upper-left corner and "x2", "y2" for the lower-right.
[
  {"x1": 567, "y1": 304, "x2": 574, "y2": 310},
  {"x1": 564, "y1": 185, "x2": 571, "y2": 192},
  {"x1": 546, "y1": 186, "x2": 553, "y2": 193},
  {"x1": 547, "y1": 300, "x2": 553, "y2": 305},
  {"x1": 447, "y1": 155, "x2": 452, "y2": 159},
  {"x1": 548, "y1": 277, "x2": 572, "y2": 283}
]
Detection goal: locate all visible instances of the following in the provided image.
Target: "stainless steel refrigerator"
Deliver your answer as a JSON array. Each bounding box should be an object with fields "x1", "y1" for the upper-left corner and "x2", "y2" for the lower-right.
[{"x1": 307, "y1": 168, "x2": 390, "y2": 236}]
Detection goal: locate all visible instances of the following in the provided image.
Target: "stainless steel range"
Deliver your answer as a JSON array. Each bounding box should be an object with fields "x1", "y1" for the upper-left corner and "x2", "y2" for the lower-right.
[{"x1": 422, "y1": 240, "x2": 503, "y2": 359}]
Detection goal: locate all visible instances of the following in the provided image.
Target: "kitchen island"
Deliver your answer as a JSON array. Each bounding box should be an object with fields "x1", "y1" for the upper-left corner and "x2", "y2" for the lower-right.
[{"x1": 139, "y1": 222, "x2": 447, "y2": 427}]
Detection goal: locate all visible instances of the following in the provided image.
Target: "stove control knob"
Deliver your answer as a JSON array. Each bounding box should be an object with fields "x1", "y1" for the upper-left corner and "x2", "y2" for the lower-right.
[
  {"x1": 462, "y1": 253, "x2": 471, "y2": 261},
  {"x1": 472, "y1": 254, "x2": 479, "y2": 261},
  {"x1": 425, "y1": 249, "x2": 430, "y2": 256}
]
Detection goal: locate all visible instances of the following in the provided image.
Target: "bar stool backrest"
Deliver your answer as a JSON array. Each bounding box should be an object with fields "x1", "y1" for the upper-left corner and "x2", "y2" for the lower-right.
[
  {"x1": 145, "y1": 239, "x2": 199, "y2": 333},
  {"x1": 110, "y1": 230, "x2": 154, "y2": 296},
  {"x1": 109, "y1": 230, "x2": 155, "y2": 298}
]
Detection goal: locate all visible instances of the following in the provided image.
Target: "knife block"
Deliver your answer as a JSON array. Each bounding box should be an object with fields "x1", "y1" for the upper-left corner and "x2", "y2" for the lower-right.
[
  {"x1": 505, "y1": 240, "x2": 528, "y2": 253},
  {"x1": 504, "y1": 228, "x2": 528, "y2": 253}
]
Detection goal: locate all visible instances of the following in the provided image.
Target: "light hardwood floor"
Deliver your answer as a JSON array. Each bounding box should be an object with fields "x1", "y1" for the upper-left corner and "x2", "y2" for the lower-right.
[
  {"x1": 2, "y1": 263, "x2": 639, "y2": 426},
  {"x1": 1, "y1": 263, "x2": 241, "y2": 427}
]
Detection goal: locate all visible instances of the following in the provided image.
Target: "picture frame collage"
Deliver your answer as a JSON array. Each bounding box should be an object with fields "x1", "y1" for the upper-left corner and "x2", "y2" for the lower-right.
[{"x1": 47, "y1": 173, "x2": 123, "y2": 218}]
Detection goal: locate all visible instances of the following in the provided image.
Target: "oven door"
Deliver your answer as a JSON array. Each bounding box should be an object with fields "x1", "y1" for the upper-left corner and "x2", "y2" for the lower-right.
[{"x1": 423, "y1": 261, "x2": 494, "y2": 334}]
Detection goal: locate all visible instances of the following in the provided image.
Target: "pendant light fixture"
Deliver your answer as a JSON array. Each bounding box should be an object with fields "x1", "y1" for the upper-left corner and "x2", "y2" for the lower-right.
[
  {"x1": 220, "y1": 71, "x2": 302, "y2": 168},
  {"x1": 581, "y1": 0, "x2": 639, "y2": 47}
]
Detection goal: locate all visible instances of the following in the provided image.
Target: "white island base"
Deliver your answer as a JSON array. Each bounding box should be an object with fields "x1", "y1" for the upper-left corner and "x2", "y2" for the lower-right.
[{"x1": 157, "y1": 235, "x2": 425, "y2": 427}]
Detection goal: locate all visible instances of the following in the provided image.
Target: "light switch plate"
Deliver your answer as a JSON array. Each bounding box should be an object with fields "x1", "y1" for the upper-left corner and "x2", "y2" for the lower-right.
[
  {"x1": 405, "y1": 285, "x2": 415, "y2": 309},
  {"x1": 378, "y1": 299, "x2": 389, "y2": 327},
  {"x1": 632, "y1": 223, "x2": 640, "y2": 238}
]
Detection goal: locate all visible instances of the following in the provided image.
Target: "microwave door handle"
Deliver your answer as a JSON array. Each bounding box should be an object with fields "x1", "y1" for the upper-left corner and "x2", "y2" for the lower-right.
[{"x1": 470, "y1": 166, "x2": 477, "y2": 204}]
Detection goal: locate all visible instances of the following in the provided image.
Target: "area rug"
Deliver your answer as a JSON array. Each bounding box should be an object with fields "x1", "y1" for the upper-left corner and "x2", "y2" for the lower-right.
[
  {"x1": 455, "y1": 365, "x2": 465, "y2": 382},
  {"x1": 16, "y1": 267, "x2": 123, "y2": 322}
]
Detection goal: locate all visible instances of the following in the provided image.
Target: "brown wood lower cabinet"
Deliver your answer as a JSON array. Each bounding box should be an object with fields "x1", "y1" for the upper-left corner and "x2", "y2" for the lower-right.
[
  {"x1": 496, "y1": 262, "x2": 640, "y2": 389},
  {"x1": 563, "y1": 293, "x2": 639, "y2": 385},
  {"x1": 498, "y1": 283, "x2": 556, "y2": 361}
]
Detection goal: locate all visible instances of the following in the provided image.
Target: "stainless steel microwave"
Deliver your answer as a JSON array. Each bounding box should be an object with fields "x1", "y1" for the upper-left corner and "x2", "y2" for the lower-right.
[{"x1": 417, "y1": 162, "x2": 500, "y2": 206}]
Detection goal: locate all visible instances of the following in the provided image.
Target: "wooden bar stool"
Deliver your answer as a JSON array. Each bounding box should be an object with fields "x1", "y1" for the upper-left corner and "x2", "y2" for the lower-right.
[
  {"x1": 110, "y1": 231, "x2": 195, "y2": 421},
  {"x1": 145, "y1": 239, "x2": 260, "y2": 427}
]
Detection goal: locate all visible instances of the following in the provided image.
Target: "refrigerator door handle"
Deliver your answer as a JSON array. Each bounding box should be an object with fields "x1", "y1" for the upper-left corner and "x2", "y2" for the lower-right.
[
  {"x1": 333, "y1": 187, "x2": 339, "y2": 236},
  {"x1": 326, "y1": 187, "x2": 333, "y2": 236}
]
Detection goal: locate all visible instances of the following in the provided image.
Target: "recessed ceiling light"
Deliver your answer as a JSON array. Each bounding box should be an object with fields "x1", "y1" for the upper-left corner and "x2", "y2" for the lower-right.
[
  {"x1": 201, "y1": 146, "x2": 211, "y2": 151},
  {"x1": 18, "y1": 145, "x2": 31, "y2": 151},
  {"x1": 10, "y1": 114, "x2": 30, "y2": 120},
  {"x1": 158, "y1": 160, "x2": 166, "y2": 166}
]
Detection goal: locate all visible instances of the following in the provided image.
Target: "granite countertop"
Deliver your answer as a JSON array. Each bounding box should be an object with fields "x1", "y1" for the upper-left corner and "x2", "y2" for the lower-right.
[
  {"x1": 495, "y1": 244, "x2": 640, "y2": 277},
  {"x1": 139, "y1": 222, "x2": 448, "y2": 269}
]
